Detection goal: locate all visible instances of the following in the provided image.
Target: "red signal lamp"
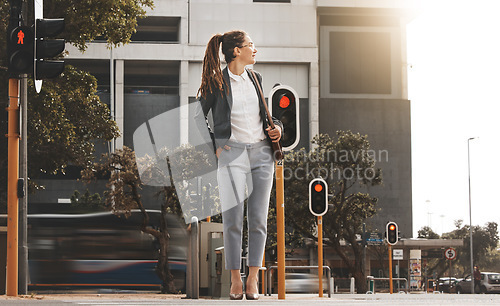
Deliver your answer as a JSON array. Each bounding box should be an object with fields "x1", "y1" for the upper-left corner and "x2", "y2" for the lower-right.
[
  {"x1": 389, "y1": 224, "x2": 396, "y2": 231},
  {"x1": 314, "y1": 184, "x2": 323, "y2": 192},
  {"x1": 10, "y1": 26, "x2": 33, "y2": 45},
  {"x1": 279, "y1": 95, "x2": 290, "y2": 109}
]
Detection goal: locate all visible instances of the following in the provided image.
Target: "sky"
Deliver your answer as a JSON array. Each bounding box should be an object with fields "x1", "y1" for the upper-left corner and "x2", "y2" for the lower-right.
[{"x1": 407, "y1": 0, "x2": 500, "y2": 237}]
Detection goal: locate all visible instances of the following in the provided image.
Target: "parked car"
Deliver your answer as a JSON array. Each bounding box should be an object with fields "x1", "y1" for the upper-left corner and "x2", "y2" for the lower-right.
[
  {"x1": 437, "y1": 277, "x2": 458, "y2": 293},
  {"x1": 455, "y1": 272, "x2": 500, "y2": 294},
  {"x1": 284, "y1": 273, "x2": 328, "y2": 293}
]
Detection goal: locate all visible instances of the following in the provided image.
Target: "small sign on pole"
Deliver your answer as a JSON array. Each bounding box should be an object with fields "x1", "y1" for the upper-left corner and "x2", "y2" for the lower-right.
[
  {"x1": 393, "y1": 249, "x2": 404, "y2": 260},
  {"x1": 445, "y1": 247, "x2": 456, "y2": 260}
]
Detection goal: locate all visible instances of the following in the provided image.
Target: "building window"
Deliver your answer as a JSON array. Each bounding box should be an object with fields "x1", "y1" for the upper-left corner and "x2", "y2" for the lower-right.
[
  {"x1": 124, "y1": 61, "x2": 179, "y2": 95},
  {"x1": 131, "y1": 16, "x2": 180, "y2": 43},
  {"x1": 329, "y1": 31, "x2": 391, "y2": 94},
  {"x1": 320, "y1": 26, "x2": 400, "y2": 99}
]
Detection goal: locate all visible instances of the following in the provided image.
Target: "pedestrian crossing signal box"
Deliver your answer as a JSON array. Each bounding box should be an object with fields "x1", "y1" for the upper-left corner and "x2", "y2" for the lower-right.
[{"x1": 7, "y1": 26, "x2": 34, "y2": 76}]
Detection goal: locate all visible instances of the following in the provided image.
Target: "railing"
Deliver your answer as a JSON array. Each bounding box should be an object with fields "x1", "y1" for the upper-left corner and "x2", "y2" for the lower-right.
[
  {"x1": 265, "y1": 265, "x2": 332, "y2": 297},
  {"x1": 366, "y1": 276, "x2": 408, "y2": 294}
]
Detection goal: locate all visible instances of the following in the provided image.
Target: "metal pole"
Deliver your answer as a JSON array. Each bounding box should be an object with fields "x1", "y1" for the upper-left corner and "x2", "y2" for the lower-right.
[
  {"x1": 6, "y1": 78, "x2": 20, "y2": 296},
  {"x1": 190, "y1": 216, "x2": 199, "y2": 299},
  {"x1": 449, "y1": 258, "x2": 452, "y2": 293},
  {"x1": 18, "y1": 75, "x2": 28, "y2": 295},
  {"x1": 318, "y1": 216, "x2": 323, "y2": 297},
  {"x1": 362, "y1": 223, "x2": 366, "y2": 281},
  {"x1": 276, "y1": 160, "x2": 285, "y2": 299},
  {"x1": 109, "y1": 46, "x2": 115, "y2": 154},
  {"x1": 397, "y1": 260, "x2": 400, "y2": 291},
  {"x1": 468, "y1": 137, "x2": 476, "y2": 294},
  {"x1": 18, "y1": 0, "x2": 28, "y2": 295}
]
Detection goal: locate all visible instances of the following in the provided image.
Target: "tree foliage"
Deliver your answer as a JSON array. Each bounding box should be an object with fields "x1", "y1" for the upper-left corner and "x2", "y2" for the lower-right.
[
  {"x1": 0, "y1": 0, "x2": 154, "y2": 55},
  {"x1": 281, "y1": 131, "x2": 383, "y2": 293},
  {"x1": 442, "y1": 220, "x2": 499, "y2": 276},
  {"x1": 417, "y1": 226, "x2": 440, "y2": 239},
  {"x1": 0, "y1": 0, "x2": 154, "y2": 211},
  {"x1": 422, "y1": 222, "x2": 499, "y2": 279}
]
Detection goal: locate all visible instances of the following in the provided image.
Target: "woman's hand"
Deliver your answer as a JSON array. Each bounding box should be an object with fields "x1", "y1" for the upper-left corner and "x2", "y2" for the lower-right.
[
  {"x1": 266, "y1": 125, "x2": 281, "y2": 143},
  {"x1": 216, "y1": 145, "x2": 231, "y2": 158}
]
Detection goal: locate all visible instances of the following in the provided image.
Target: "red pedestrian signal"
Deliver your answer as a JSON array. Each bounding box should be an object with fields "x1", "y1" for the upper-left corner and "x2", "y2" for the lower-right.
[
  {"x1": 7, "y1": 26, "x2": 34, "y2": 77},
  {"x1": 17, "y1": 30, "x2": 25, "y2": 44}
]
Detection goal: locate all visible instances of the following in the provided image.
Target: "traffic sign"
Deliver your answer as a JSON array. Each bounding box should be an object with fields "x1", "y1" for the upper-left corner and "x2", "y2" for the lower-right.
[
  {"x1": 366, "y1": 232, "x2": 384, "y2": 245},
  {"x1": 445, "y1": 247, "x2": 456, "y2": 260},
  {"x1": 393, "y1": 249, "x2": 404, "y2": 260}
]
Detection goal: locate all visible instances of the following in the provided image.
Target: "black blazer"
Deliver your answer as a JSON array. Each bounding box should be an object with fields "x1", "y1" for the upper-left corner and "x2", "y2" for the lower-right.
[{"x1": 195, "y1": 67, "x2": 283, "y2": 151}]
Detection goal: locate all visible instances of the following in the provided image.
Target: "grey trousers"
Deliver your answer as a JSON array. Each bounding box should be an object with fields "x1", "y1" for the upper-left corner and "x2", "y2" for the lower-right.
[{"x1": 217, "y1": 139, "x2": 275, "y2": 270}]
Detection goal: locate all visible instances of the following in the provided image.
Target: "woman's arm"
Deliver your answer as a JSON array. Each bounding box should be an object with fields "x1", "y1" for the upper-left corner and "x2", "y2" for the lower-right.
[{"x1": 194, "y1": 93, "x2": 217, "y2": 152}]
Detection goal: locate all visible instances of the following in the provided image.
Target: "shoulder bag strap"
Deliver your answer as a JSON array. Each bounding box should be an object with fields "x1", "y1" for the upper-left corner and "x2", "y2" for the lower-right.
[{"x1": 249, "y1": 69, "x2": 275, "y2": 129}]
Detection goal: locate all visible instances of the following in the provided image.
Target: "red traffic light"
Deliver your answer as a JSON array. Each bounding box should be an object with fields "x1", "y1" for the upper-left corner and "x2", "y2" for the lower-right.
[
  {"x1": 279, "y1": 95, "x2": 290, "y2": 108},
  {"x1": 309, "y1": 178, "x2": 328, "y2": 217},
  {"x1": 271, "y1": 85, "x2": 300, "y2": 150},
  {"x1": 386, "y1": 222, "x2": 399, "y2": 245}
]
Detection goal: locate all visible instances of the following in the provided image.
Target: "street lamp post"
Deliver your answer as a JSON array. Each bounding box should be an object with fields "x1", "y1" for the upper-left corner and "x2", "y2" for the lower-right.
[{"x1": 468, "y1": 137, "x2": 477, "y2": 294}]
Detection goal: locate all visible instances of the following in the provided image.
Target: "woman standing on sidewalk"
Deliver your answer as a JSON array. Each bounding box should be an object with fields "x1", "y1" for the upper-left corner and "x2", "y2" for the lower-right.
[{"x1": 195, "y1": 30, "x2": 282, "y2": 300}]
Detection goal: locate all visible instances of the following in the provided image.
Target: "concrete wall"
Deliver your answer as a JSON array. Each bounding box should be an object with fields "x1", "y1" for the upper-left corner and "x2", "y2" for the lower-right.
[
  {"x1": 319, "y1": 98, "x2": 412, "y2": 237},
  {"x1": 188, "y1": 0, "x2": 317, "y2": 48}
]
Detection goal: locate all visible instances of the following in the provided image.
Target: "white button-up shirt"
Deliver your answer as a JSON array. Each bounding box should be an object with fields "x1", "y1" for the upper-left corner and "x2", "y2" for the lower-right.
[{"x1": 228, "y1": 68, "x2": 266, "y2": 143}]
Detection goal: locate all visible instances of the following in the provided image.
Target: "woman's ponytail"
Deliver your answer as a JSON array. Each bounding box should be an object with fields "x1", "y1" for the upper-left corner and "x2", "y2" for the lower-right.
[{"x1": 197, "y1": 33, "x2": 225, "y2": 99}]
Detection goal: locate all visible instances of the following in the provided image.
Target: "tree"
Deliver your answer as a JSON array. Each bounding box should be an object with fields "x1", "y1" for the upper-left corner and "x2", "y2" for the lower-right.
[
  {"x1": 0, "y1": 0, "x2": 154, "y2": 211},
  {"x1": 81, "y1": 145, "x2": 217, "y2": 293},
  {"x1": 283, "y1": 131, "x2": 383, "y2": 293},
  {"x1": 442, "y1": 220, "x2": 499, "y2": 276},
  {"x1": 417, "y1": 226, "x2": 440, "y2": 239}
]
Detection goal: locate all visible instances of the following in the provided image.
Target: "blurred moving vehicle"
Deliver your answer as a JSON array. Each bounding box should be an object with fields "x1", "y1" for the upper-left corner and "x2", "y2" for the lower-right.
[
  {"x1": 437, "y1": 277, "x2": 457, "y2": 293},
  {"x1": 285, "y1": 273, "x2": 328, "y2": 293},
  {"x1": 28, "y1": 210, "x2": 188, "y2": 291},
  {"x1": 455, "y1": 272, "x2": 500, "y2": 294}
]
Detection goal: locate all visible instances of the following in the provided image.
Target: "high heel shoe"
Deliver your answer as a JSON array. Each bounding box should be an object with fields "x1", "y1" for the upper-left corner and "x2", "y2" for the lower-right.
[
  {"x1": 245, "y1": 279, "x2": 260, "y2": 300},
  {"x1": 230, "y1": 282, "x2": 244, "y2": 300},
  {"x1": 245, "y1": 292, "x2": 259, "y2": 300},
  {"x1": 229, "y1": 293, "x2": 244, "y2": 300}
]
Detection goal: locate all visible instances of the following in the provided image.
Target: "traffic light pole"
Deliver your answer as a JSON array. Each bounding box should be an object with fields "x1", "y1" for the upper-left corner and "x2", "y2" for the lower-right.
[
  {"x1": 19, "y1": 1, "x2": 29, "y2": 294},
  {"x1": 19, "y1": 75, "x2": 28, "y2": 295},
  {"x1": 276, "y1": 160, "x2": 285, "y2": 299},
  {"x1": 388, "y1": 244, "x2": 393, "y2": 294},
  {"x1": 318, "y1": 216, "x2": 323, "y2": 297},
  {"x1": 6, "y1": 78, "x2": 20, "y2": 296}
]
